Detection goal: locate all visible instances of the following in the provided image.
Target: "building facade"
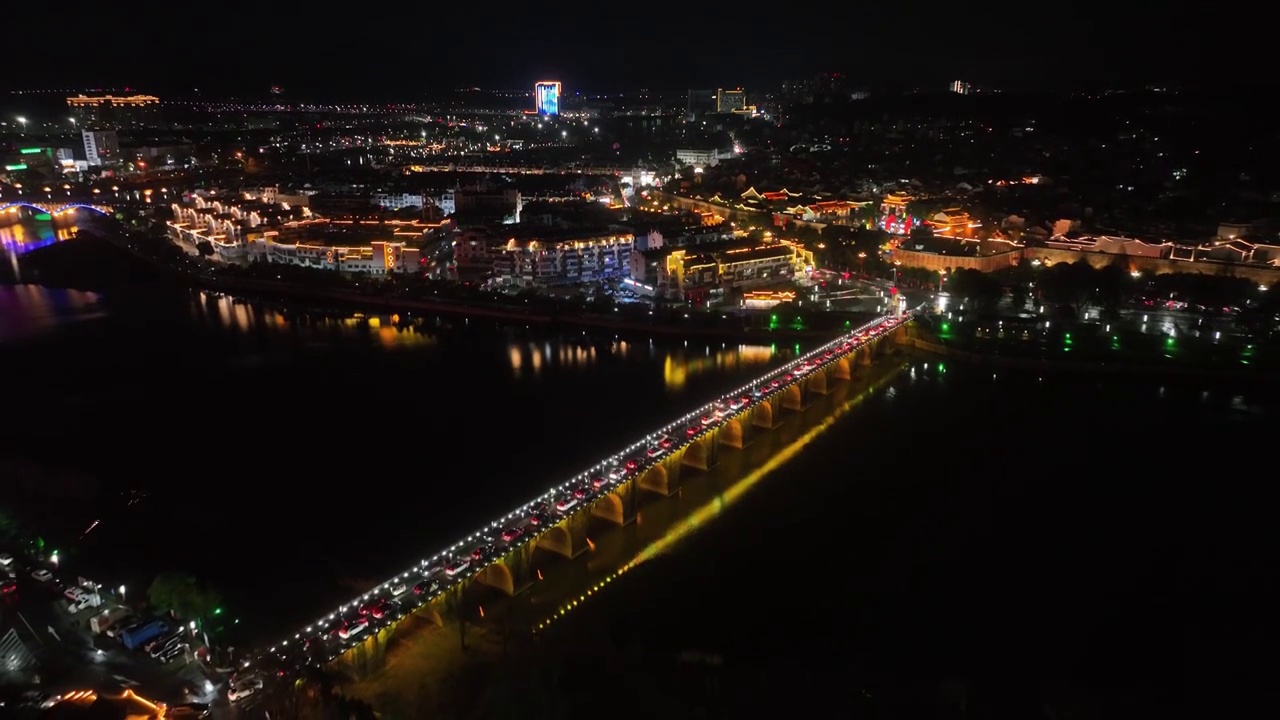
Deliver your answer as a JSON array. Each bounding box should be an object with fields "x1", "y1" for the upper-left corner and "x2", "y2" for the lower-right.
[
  {"x1": 81, "y1": 130, "x2": 119, "y2": 167},
  {"x1": 716, "y1": 88, "x2": 747, "y2": 113},
  {"x1": 67, "y1": 94, "x2": 160, "y2": 128},
  {"x1": 635, "y1": 240, "x2": 814, "y2": 302}
]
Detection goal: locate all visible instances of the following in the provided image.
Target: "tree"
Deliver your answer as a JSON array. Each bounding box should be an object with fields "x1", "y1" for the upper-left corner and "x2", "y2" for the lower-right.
[
  {"x1": 148, "y1": 573, "x2": 222, "y2": 624},
  {"x1": 947, "y1": 268, "x2": 1002, "y2": 312},
  {"x1": 1039, "y1": 260, "x2": 1096, "y2": 315}
]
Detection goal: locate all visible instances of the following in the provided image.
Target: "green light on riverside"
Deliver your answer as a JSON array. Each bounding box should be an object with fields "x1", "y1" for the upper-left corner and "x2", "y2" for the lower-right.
[
  {"x1": 940, "y1": 322, "x2": 950, "y2": 333},
  {"x1": 33, "y1": 213, "x2": 51, "y2": 221},
  {"x1": 769, "y1": 314, "x2": 779, "y2": 330},
  {"x1": 213, "y1": 607, "x2": 223, "y2": 615},
  {"x1": 19, "y1": 147, "x2": 42, "y2": 154},
  {"x1": 1165, "y1": 336, "x2": 1175, "y2": 347},
  {"x1": 4, "y1": 163, "x2": 27, "y2": 171}
]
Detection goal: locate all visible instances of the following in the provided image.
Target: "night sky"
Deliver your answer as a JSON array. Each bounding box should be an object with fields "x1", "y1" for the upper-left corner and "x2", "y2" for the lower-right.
[{"x1": 3, "y1": 3, "x2": 1265, "y2": 98}]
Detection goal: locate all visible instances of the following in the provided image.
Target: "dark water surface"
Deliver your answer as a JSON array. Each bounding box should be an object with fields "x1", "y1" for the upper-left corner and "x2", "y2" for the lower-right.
[
  {"x1": 3, "y1": 281, "x2": 1271, "y2": 715},
  {"x1": 0, "y1": 285, "x2": 799, "y2": 635},
  {"x1": 538, "y1": 360, "x2": 1274, "y2": 715}
]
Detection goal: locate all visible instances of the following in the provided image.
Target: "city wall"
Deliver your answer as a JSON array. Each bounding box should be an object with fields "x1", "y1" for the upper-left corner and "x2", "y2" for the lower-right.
[
  {"x1": 1025, "y1": 247, "x2": 1280, "y2": 284},
  {"x1": 893, "y1": 246, "x2": 1280, "y2": 283}
]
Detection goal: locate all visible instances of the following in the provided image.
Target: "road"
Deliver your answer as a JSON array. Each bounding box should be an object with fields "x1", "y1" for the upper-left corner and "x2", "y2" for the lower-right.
[{"x1": 0, "y1": 554, "x2": 222, "y2": 713}]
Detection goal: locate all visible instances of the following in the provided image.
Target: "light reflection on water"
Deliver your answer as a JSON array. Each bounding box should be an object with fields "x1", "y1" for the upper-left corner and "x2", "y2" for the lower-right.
[
  {"x1": 0, "y1": 217, "x2": 80, "y2": 255},
  {"x1": 190, "y1": 291, "x2": 437, "y2": 350},
  {"x1": 506, "y1": 336, "x2": 779, "y2": 382},
  {"x1": 0, "y1": 284, "x2": 105, "y2": 343}
]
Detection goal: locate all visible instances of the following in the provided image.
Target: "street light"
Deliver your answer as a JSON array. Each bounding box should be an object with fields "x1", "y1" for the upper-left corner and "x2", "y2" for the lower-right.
[
  {"x1": 119, "y1": 585, "x2": 126, "y2": 602},
  {"x1": 16, "y1": 116, "x2": 26, "y2": 134}
]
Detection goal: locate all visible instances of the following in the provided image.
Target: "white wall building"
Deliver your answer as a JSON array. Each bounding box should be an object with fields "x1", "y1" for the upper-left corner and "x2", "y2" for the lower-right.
[
  {"x1": 81, "y1": 130, "x2": 118, "y2": 167},
  {"x1": 675, "y1": 148, "x2": 735, "y2": 169},
  {"x1": 248, "y1": 236, "x2": 421, "y2": 275}
]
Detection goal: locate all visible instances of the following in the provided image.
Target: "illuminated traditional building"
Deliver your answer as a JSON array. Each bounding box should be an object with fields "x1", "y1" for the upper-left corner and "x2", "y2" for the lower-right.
[
  {"x1": 785, "y1": 200, "x2": 872, "y2": 222},
  {"x1": 880, "y1": 193, "x2": 913, "y2": 217},
  {"x1": 742, "y1": 290, "x2": 797, "y2": 309},
  {"x1": 929, "y1": 208, "x2": 980, "y2": 238}
]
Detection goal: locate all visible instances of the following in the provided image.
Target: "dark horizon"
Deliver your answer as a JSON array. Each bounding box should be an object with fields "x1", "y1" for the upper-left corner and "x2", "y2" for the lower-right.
[{"x1": 2, "y1": 3, "x2": 1268, "y2": 100}]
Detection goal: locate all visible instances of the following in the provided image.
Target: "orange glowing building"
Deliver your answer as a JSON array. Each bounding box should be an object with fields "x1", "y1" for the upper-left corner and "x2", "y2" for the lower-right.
[
  {"x1": 880, "y1": 193, "x2": 913, "y2": 216},
  {"x1": 928, "y1": 208, "x2": 980, "y2": 238}
]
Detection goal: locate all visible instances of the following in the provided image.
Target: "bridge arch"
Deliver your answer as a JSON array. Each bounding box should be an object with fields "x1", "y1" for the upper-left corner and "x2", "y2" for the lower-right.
[
  {"x1": 808, "y1": 371, "x2": 828, "y2": 395},
  {"x1": 0, "y1": 202, "x2": 112, "y2": 216},
  {"x1": 782, "y1": 383, "x2": 803, "y2": 410},
  {"x1": 720, "y1": 418, "x2": 744, "y2": 448},
  {"x1": 833, "y1": 356, "x2": 852, "y2": 380},
  {"x1": 534, "y1": 525, "x2": 573, "y2": 558},
  {"x1": 590, "y1": 492, "x2": 624, "y2": 525},
  {"x1": 752, "y1": 399, "x2": 775, "y2": 428},
  {"x1": 682, "y1": 437, "x2": 711, "y2": 470},
  {"x1": 414, "y1": 605, "x2": 443, "y2": 627},
  {"x1": 475, "y1": 561, "x2": 515, "y2": 596},
  {"x1": 639, "y1": 462, "x2": 670, "y2": 495}
]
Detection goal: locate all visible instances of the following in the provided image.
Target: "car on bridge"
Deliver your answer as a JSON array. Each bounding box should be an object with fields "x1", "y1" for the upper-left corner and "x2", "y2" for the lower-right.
[
  {"x1": 336, "y1": 617, "x2": 367, "y2": 639},
  {"x1": 248, "y1": 314, "x2": 909, "y2": 681}
]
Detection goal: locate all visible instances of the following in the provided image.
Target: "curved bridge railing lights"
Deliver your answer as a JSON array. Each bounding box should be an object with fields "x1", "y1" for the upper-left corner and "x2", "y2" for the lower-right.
[{"x1": 0, "y1": 202, "x2": 113, "y2": 215}]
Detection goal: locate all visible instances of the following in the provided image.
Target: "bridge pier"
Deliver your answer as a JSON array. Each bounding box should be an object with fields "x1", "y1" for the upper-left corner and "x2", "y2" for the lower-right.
[
  {"x1": 781, "y1": 383, "x2": 807, "y2": 412},
  {"x1": 807, "y1": 370, "x2": 831, "y2": 395},
  {"x1": 751, "y1": 398, "x2": 783, "y2": 430},
  {"x1": 641, "y1": 452, "x2": 691, "y2": 494},
  {"x1": 679, "y1": 434, "x2": 717, "y2": 472},
  {"x1": 590, "y1": 482, "x2": 636, "y2": 526}
]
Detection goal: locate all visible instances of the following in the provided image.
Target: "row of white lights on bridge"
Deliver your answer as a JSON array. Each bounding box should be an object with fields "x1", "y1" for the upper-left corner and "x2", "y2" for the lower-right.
[{"x1": 266, "y1": 314, "x2": 904, "y2": 659}]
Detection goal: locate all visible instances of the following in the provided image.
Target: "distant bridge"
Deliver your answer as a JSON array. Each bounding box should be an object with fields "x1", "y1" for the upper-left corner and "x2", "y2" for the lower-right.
[{"x1": 0, "y1": 201, "x2": 114, "y2": 216}]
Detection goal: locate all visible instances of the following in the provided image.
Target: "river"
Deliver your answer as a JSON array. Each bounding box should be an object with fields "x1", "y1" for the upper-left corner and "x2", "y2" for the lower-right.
[
  {"x1": 2, "y1": 229, "x2": 1271, "y2": 715},
  {"x1": 512, "y1": 360, "x2": 1274, "y2": 716},
  {"x1": 0, "y1": 281, "x2": 802, "y2": 639}
]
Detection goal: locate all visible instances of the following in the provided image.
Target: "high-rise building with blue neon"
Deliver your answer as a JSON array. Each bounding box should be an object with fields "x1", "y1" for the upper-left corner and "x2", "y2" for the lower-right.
[{"x1": 535, "y1": 81, "x2": 561, "y2": 116}]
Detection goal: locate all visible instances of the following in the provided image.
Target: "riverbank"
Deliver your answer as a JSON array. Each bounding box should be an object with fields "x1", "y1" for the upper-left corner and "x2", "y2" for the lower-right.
[
  {"x1": 16, "y1": 231, "x2": 870, "y2": 345},
  {"x1": 899, "y1": 334, "x2": 1275, "y2": 384}
]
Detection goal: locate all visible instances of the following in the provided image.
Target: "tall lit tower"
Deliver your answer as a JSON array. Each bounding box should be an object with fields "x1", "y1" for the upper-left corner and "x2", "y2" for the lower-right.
[{"x1": 535, "y1": 81, "x2": 561, "y2": 116}]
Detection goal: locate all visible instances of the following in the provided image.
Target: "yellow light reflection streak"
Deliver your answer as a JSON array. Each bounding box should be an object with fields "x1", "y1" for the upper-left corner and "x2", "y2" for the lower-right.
[{"x1": 535, "y1": 362, "x2": 905, "y2": 633}]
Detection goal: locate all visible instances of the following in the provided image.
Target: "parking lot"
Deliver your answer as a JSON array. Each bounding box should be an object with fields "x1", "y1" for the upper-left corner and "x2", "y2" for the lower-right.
[{"x1": 1, "y1": 549, "x2": 223, "y2": 712}]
